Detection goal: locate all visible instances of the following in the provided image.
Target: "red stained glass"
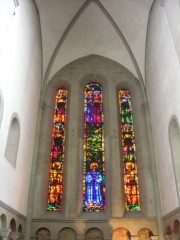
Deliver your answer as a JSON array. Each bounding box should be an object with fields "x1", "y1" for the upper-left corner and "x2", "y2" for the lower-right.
[
  {"x1": 47, "y1": 88, "x2": 68, "y2": 211},
  {"x1": 83, "y1": 83, "x2": 105, "y2": 212},
  {"x1": 119, "y1": 89, "x2": 140, "y2": 211}
]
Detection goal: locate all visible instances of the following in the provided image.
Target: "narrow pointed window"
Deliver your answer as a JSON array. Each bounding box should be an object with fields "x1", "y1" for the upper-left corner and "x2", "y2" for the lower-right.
[
  {"x1": 83, "y1": 82, "x2": 105, "y2": 212},
  {"x1": 47, "y1": 88, "x2": 68, "y2": 211},
  {"x1": 5, "y1": 117, "x2": 20, "y2": 167},
  {"x1": 119, "y1": 89, "x2": 140, "y2": 211}
]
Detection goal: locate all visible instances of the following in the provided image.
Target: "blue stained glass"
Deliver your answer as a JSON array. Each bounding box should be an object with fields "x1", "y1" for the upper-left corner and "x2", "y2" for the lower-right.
[
  {"x1": 85, "y1": 163, "x2": 103, "y2": 207},
  {"x1": 83, "y1": 82, "x2": 105, "y2": 212}
]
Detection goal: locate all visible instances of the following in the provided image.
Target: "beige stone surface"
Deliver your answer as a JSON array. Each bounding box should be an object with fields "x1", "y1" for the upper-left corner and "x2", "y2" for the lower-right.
[{"x1": 0, "y1": 1, "x2": 180, "y2": 240}]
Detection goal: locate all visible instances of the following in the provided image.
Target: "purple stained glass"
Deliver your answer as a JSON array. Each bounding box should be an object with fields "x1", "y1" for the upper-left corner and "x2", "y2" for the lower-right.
[
  {"x1": 119, "y1": 89, "x2": 140, "y2": 211},
  {"x1": 83, "y1": 82, "x2": 105, "y2": 212}
]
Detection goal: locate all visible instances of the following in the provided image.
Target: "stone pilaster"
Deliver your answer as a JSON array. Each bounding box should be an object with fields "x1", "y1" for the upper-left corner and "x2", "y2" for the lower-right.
[{"x1": 108, "y1": 83, "x2": 124, "y2": 217}]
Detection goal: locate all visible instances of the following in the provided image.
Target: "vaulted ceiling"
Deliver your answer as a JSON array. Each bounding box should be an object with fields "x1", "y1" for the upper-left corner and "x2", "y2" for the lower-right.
[{"x1": 34, "y1": 0, "x2": 154, "y2": 83}]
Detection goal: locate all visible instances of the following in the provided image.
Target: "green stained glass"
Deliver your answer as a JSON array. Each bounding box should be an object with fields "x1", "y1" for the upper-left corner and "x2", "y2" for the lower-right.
[
  {"x1": 47, "y1": 88, "x2": 68, "y2": 211},
  {"x1": 119, "y1": 89, "x2": 140, "y2": 211},
  {"x1": 83, "y1": 82, "x2": 105, "y2": 212}
]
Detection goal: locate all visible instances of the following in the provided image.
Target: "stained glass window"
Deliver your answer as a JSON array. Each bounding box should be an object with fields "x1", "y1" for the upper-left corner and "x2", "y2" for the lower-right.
[
  {"x1": 119, "y1": 89, "x2": 140, "y2": 211},
  {"x1": 83, "y1": 82, "x2": 105, "y2": 212},
  {"x1": 47, "y1": 88, "x2": 68, "y2": 211}
]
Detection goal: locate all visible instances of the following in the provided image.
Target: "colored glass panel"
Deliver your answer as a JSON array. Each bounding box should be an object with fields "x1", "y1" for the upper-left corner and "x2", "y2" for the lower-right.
[
  {"x1": 119, "y1": 89, "x2": 140, "y2": 211},
  {"x1": 47, "y1": 88, "x2": 68, "y2": 211},
  {"x1": 83, "y1": 82, "x2": 105, "y2": 212}
]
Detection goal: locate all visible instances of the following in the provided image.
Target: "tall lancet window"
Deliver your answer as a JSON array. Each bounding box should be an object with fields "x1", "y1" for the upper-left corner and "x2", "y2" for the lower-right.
[
  {"x1": 119, "y1": 89, "x2": 140, "y2": 211},
  {"x1": 83, "y1": 82, "x2": 105, "y2": 212},
  {"x1": 47, "y1": 88, "x2": 68, "y2": 211}
]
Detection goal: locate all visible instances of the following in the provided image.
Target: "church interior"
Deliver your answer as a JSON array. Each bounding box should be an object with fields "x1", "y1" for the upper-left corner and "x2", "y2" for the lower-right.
[{"x1": 0, "y1": 0, "x2": 180, "y2": 239}]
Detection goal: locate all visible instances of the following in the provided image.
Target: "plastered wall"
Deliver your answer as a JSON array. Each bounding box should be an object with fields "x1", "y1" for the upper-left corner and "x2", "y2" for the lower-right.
[
  {"x1": 0, "y1": 0, "x2": 42, "y2": 215},
  {"x1": 146, "y1": 0, "x2": 180, "y2": 216}
]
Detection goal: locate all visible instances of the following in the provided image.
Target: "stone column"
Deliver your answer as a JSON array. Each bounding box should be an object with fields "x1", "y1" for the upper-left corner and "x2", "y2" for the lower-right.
[
  {"x1": 64, "y1": 83, "x2": 81, "y2": 218},
  {"x1": 142, "y1": 102, "x2": 164, "y2": 239},
  {"x1": 130, "y1": 100, "x2": 156, "y2": 217},
  {"x1": 143, "y1": 103, "x2": 164, "y2": 239},
  {"x1": 18, "y1": 234, "x2": 25, "y2": 240},
  {"x1": 10, "y1": 232, "x2": 20, "y2": 240},
  {"x1": 24, "y1": 101, "x2": 45, "y2": 239},
  {"x1": 0, "y1": 229, "x2": 11, "y2": 240},
  {"x1": 107, "y1": 83, "x2": 124, "y2": 217}
]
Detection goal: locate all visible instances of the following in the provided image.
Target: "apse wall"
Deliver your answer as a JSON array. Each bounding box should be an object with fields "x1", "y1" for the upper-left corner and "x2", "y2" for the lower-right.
[
  {"x1": 28, "y1": 55, "x2": 158, "y2": 239},
  {"x1": 146, "y1": 0, "x2": 180, "y2": 217},
  {"x1": 0, "y1": 0, "x2": 42, "y2": 216}
]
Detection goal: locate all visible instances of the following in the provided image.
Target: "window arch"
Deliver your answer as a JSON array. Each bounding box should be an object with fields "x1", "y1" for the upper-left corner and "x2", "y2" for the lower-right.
[
  {"x1": 165, "y1": 225, "x2": 172, "y2": 235},
  {"x1": 5, "y1": 116, "x2": 20, "y2": 167},
  {"x1": 85, "y1": 228, "x2": 104, "y2": 240},
  {"x1": 112, "y1": 227, "x2": 131, "y2": 240},
  {"x1": 118, "y1": 89, "x2": 140, "y2": 211},
  {"x1": 137, "y1": 228, "x2": 153, "y2": 240},
  {"x1": 58, "y1": 227, "x2": 77, "y2": 240},
  {"x1": 0, "y1": 214, "x2": 7, "y2": 229},
  {"x1": 83, "y1": 82, "x2": 105, "y2": 212},
  {"x1": 9, "y1": 218, "x2": 16, "y2": 232},
  {"x1": 47, "y1": 88, "x2": 68, "y2": 211},
  {"x1": 35, "y1": 228, "x2": 51, "y2": 240},
  {"x1": 173, "y1": 219, "x2": 180, "y2": 233}
]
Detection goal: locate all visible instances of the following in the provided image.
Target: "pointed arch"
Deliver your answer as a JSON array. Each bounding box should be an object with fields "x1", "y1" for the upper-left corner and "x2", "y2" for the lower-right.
[
  {"x1": 44, "y1": 0, "x2": 91, "y2": 84},
  {"x1": 165, "y1": 225, "x2": 172, "y2": 235},
  {"x1": 44, "y1": 0, "x2": 143, "y2": 84},
  {"x1": 9, "y1": 218, "x2": 16, "y2": 232},
  {"x1": 18, "y1": 224, "x2": 22, "y2": 234},
  {"x1": 173, "y1": 219, "x2": 180, "y2": 233},
  {"x1": 0, "y1": 214, "x2": 7, "y2": 229}
]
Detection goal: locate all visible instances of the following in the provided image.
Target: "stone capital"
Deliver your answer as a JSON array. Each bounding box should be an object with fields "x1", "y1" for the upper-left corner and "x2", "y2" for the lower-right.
[{"x1": 0, "y1": 228, "x2": 11, "y2": 237}]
